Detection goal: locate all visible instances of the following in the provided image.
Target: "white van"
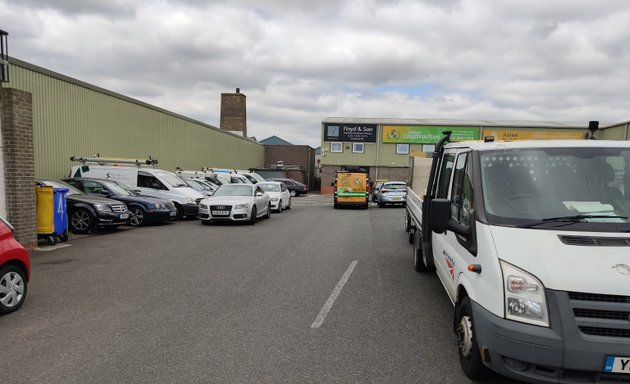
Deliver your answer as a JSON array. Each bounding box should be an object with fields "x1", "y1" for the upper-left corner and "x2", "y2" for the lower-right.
[
  {"x1": 406, "y1": 135, "x2": 630, "y2": 382},
  {"x1": 71, "y1": 165, "x2": 205, "y2": 219}
]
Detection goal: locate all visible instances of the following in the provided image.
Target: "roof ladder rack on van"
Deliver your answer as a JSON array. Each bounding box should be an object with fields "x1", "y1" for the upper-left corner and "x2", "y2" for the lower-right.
[{"x1": 70, "y1": 156, "x2": 159, "y2": 167}]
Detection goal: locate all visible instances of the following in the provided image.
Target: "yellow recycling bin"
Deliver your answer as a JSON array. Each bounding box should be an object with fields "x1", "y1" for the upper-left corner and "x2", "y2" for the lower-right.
[{"x1": 36, "y1": 186, "x2": 55, "y2": 234}]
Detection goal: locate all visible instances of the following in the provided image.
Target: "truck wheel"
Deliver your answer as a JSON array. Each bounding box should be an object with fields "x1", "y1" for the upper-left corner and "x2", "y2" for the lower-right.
[
  {"x1": 422, "y1": 240, "x2": 435, "y2": 271},
  {"x1": 413, "y1": 229, "x2": 428, "y2": 272},
  {"x1": 456, "y1": 296, "x2": 493, "y2": 379}
]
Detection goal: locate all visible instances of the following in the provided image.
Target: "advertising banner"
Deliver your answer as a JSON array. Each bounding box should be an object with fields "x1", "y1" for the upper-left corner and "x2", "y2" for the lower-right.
[
  {"x1": 482, "y1": 129, "x2": 585, "y2": 141},
  {"x1": 324, "y1": 124, "x2": 377, "y2": 142},
  {"x1": 382, "y1": 126, "x2": 479, "y2": 144}
]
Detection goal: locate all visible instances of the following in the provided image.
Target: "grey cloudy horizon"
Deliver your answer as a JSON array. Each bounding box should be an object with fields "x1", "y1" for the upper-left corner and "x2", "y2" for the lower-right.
[{"x1": 2, "y1": 0, "x2": 630, "y2": 148}]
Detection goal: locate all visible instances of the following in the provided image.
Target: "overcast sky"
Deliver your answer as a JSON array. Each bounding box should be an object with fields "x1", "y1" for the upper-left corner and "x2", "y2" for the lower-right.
[{"x1": 2, "y1": 0, "x2": 630, "y2": 147}]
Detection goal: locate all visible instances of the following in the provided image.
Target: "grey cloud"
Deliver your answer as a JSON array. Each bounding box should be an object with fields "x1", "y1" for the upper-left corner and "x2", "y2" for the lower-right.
[{"x1": 6, "y1": 0, "x2": 136, "y2": 17}]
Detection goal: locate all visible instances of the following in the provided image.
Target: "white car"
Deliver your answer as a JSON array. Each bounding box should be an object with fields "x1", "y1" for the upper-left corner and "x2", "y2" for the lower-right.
[
  {"x1": 257, "y1": 181, "x2": 291, "y2": 212},
  {"x1": 198, "y1": 184, "x2": 271, "y2": 225}
]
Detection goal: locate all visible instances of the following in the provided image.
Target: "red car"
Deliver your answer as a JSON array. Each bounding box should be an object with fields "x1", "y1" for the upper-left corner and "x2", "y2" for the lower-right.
[{"x1": 0, "y1": 217, "x2": 30, "y2": 315}]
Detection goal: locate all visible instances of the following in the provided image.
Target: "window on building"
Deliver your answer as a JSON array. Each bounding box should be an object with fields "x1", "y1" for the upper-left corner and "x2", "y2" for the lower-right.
[
  {"x1": 396, "y1": 143, "x2": 410, "y2": 155},
  {"x1": 352, "y1": 143, "x2": 364, "y2": 153},
  {"x1": 330, "y1": 142, "x2": 343, "y2": 153}
]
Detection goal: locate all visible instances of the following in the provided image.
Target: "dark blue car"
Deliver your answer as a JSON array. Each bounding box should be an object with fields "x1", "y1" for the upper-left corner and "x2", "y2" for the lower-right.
[{"x1": 64, "y1": 178, "x2": 176, "y2": 226}]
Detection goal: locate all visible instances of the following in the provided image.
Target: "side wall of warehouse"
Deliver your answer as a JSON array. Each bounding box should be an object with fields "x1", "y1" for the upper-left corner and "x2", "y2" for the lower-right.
[{"x1": 6, "y1": 59, "x2": 264, "y2": 180}]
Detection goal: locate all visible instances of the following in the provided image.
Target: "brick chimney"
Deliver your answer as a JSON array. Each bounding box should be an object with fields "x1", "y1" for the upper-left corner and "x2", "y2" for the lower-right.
[{"x1": 220, "y1": 88, "x2": 247, "y2": 137}]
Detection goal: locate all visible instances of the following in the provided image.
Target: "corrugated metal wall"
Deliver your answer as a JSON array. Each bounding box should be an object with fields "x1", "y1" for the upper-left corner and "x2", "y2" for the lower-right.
[{"x1": 7, "y1": 60, "x2": 264, "y2": 179}]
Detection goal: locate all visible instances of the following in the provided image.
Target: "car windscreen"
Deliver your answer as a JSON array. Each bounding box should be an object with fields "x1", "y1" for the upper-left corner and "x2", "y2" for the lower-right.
[
  {"x1": 156, "y1": 171, "x2": 188, "y2": 188},
  {"x1": 212, "y1": 185, "x2": 253, "y2": 197},
  {"x1": 42, "y1": 180, "x2": 83, "y2": 195},
  {"x1": 258, "y1": 183, "x2": 280, "y2": 192},
  {"x1": 383, "y1": 183, "x2": 407, "y2": 190},
  {"x1": 480, "y1": 147, "x2": 630, "y2": 230},
  {"x1": 102, "y1": 180, "x2": 135, "y2": 196}
]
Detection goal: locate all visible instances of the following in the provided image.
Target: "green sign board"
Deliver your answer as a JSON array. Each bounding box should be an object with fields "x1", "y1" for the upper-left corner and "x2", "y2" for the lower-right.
[{"x1": 382, "y1": 126, "x2": 479, "y2": 144}]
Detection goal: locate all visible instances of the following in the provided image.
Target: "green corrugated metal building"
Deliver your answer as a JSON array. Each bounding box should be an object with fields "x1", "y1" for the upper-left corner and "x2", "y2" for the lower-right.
[{"x1": 6, "y1": 57, "x2": 264, "y2": 179}]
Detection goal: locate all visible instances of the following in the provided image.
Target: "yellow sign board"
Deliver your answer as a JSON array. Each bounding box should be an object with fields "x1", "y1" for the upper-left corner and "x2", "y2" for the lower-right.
[{"x1": 482, "y1": 129, "x2": 584, "y2": 141}]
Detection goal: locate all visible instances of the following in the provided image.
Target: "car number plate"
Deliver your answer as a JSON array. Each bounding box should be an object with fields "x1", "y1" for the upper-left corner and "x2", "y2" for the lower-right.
[
  {"x1": 212, "y1": 210, "x2": 230, "y2": 216},
  {"x1": 392, "y1": 196, "x2": 401, "y2": 201},
  {"x1": 604, "y1": 356, "x2": 630, "y2": 374}
]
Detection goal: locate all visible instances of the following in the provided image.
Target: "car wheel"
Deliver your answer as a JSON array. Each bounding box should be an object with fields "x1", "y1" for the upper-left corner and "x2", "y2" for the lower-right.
[
  {"x1": 456, "y1": 296, "x2": 494, "y2": 379},
  {"x1": 378, "y1": 202, "x2": 384, "y2": 208},
  {"x1": 70, "y1": 208, "x2": 94, "y2": 234},
  {"x1": 249, "y1": 206, "x2": 257, "y2": 225},
  {"x1": 277, "y1": 201, "x2": 282, "y2": 213},
  {"x1": 129, "y1": 206, "x2": 146, "y2": 226},
  {"x1": 290, "y1": 190, "x2": 296, "y2": 197},
  {"x1": 0, "y1": 264, "x2": 28, "y2": 314},
  {"x1": 286, "y1": 198, "x2": 291, "y2": 210},
  {"x1": 265, "y1": 204, "x2": 271, "y2": 219}
]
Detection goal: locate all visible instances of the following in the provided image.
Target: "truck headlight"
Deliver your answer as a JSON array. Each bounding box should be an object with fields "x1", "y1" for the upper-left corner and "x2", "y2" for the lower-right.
[{"x1": 500, "y1": 260, "x2": 549, "y2": 327}]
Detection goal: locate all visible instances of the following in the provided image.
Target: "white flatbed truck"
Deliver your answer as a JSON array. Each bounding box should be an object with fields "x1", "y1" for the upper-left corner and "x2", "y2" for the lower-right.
[{"x1": 405, "y1": 131, "x2": 630, "y2": 383}]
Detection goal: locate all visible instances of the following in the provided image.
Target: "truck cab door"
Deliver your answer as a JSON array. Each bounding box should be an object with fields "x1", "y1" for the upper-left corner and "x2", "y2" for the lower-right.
[{"x1": 433, "y1": 150, "x2": 475, "y2": 302}]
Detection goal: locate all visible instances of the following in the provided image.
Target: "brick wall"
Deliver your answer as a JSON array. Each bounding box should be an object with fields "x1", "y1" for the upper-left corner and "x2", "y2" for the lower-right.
[
  {"x1": 264, "y1": 145, "x2": 315, "y2": 190},
  {"x1": 220, "y1": 90, "x2": 247, "y2": 136},
  {"x1": 0, "y1": 87, "x2": 37, "y2": 248}
]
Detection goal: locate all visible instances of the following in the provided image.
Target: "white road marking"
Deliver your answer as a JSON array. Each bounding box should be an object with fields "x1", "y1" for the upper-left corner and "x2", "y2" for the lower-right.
[
  {"x1": 311, "y1": 260, "x2": 358, "y2": 329},
  {"x1": 35, "y1": 244, "x2": 72, "y2": 252}
]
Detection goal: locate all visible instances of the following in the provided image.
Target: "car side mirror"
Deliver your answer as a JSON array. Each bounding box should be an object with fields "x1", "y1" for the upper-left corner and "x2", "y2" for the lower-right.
[
  {"x1": 429, "y1": 198, "x2": 470, "y2": 235},
  {"x1": 255, "y1": 191, "x2": 264, "y2": 197},
  {"x1": 100, "y1": 190, "x2": 111, "y2": 197}
]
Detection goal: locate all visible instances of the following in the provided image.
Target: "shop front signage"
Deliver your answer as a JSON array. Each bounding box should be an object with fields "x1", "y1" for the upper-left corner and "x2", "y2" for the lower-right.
[
  {"x1": 324, "y1": 124, "x2": 377, "y2": 142},
  {"x1": 382, "y1": 126, "x2": 479, "y2": 144},
  {"x1": 482, "y1": 129, "x2": 585, "y2": 141}
]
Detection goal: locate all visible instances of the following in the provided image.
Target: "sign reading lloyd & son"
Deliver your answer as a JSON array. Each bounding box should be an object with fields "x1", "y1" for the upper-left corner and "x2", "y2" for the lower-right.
[{"x1": 324, "y1": 124, "x2": 377, "y2": 142}]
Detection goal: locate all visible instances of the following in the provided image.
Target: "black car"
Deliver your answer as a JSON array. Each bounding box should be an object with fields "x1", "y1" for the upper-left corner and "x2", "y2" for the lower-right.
[
  {"x1": 265, "y1": 178, "x2": 308, "y2": 197},
  {"x1": 36, "y1": 180, "x2": 129, "y2": 234},
  {"x1": 64, "y1": 178, "x2": 177, "y2": 226}
]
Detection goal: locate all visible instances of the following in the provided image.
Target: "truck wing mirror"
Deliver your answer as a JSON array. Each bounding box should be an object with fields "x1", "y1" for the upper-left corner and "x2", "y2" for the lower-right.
[{"x1": 430, "y1": 198, "x2": 470, "y2": 235}]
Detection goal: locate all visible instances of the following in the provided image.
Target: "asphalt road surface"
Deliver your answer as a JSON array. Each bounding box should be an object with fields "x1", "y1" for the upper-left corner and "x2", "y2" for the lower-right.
[{"x1": 0, "y1": 195, "x2": 520, "y2": 383}]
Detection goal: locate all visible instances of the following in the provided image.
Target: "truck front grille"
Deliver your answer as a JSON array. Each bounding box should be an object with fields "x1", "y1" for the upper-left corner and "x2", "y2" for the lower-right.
[{"x1": 568, "y1": 291, "x2": 630, "y2": 339}]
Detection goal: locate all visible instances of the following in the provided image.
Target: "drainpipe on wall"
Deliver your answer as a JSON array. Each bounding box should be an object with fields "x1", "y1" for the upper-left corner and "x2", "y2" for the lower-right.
[
  {"x1": 625, "y1": 122, "x2": 629, "y2": 140},
  {"x1": 375, "y1": 124, "x2": 381, "y2": 181},
  {"x1": 0, "y1": 90, "x2": 5, "y2": 218}
]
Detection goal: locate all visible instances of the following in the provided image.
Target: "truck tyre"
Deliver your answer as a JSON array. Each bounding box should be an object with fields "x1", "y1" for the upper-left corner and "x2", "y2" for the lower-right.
[
  {"x1": 456, "y1": 296, "x2": 493, "y2": 380},
  {"x1": 405, "y1": 213, "x2": 414, "y2": 244},
  {"x1": 422, "y1": 240, "x2": 435, "y2": 271},
  {"x1": 413, "y1": 229, "x2": 428, "y2": 272}
]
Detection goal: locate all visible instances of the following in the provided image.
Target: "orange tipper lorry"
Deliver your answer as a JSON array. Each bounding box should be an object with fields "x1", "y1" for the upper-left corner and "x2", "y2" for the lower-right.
[{"x1": 333, "y1": 172, "x2": 368, "y2": 209}]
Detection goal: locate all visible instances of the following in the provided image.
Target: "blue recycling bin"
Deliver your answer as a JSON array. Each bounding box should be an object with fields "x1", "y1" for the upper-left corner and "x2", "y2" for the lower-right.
[{"x1": 52, "y1": 188, "x2": 69, "y2": 241}]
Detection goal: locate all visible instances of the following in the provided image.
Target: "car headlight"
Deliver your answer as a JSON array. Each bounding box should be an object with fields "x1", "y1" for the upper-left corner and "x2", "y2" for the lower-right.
[
  {"x1": 185, "y1": 197, "x2": 196, "y2": 204},
  {"x1": 500, "y1": 260, "x2": 549, "y2": 327},
  {"x1": 94, "y1": 203, "x2": 112, "y2": 212},
  {"x1": 234, "y1": 204, "x2": 248, "y2": 210}
]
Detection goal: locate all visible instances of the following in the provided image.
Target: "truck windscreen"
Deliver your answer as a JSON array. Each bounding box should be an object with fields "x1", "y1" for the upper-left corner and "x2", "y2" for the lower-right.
[{"x1": 480, "y1": 147, "x2": 630, "y2": 230}]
